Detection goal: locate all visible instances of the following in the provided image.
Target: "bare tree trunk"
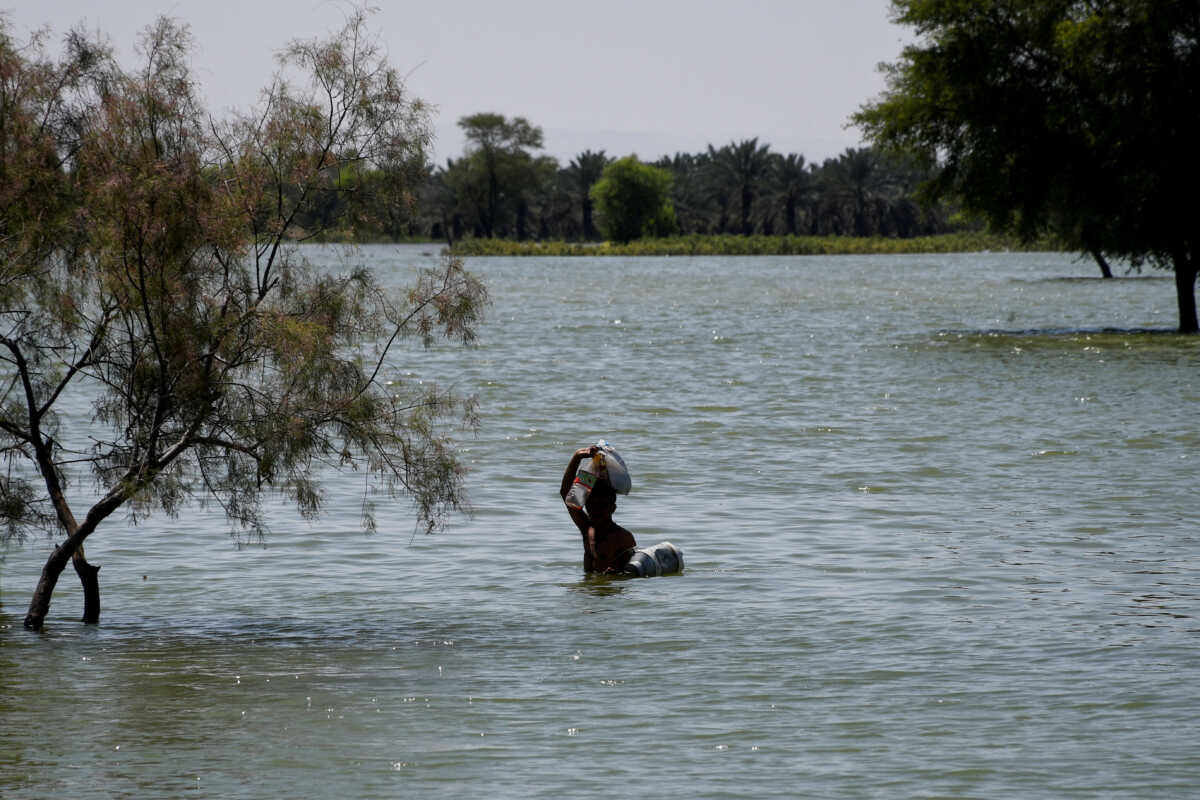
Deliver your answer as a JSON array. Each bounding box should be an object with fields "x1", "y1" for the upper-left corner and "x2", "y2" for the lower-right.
[
  {"x1": 24, "y1": 497, "x2": 115, "y2": 629},
  {"x1": 1175, "y1": 255, "x2": 1198, "y2": 333},
  {"x1": 583, "y1": 198, "x2": 595, "y2": 240},
  {"x1": 73, "y1": 545, "x2": 101, "y2": 624},
  {"x1": 24, "y1": 540, "x2": 75, "y2": 630},
  {"x1": 485, "y1": 162, "x2": 498, "y2": 238},
  {"x1": 516, "y1": 199, "x2": 529, "y2": 241},
  {"x1": 1090, "y1": 249, "x2": 1114, "y2": 279}
]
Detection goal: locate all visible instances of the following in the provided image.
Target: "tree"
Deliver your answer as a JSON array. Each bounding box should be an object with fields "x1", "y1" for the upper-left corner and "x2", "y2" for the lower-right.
[
  {"x1": 771, "y1": 153, "x2": 816, "y2": 236},
  {"x1": 0, "y1": 23, "x2": 105, "y2": 600},
  {"x1": 855, "y1": 0, "x2": 1200, "y2": 331},
  {"x1": 515, "y1": 153, "x2": 561, "y2": 240},
  {"x1": 563, "y1": 150, "x2": 610, "y2": 240},
  {"x1": 456, "y1": 113, "x2": 545, "y2": 238},
  {"x1": 529, "y1": 155, "x2": 573, "y2": 240},
  {"x1": 654, "y1": 152, "x2": 716, "y2": 235},
  {"x1": 424, "y1": 158, "x2": 472, "y2": 245},
  {"x1": 706, "y1": 138, "x2": 775, "y2": 235},
  {"x1": 1, "y1": 12, "x2": 487, "y2": 631},
  {"x1": 590, "y1": 156, "x2": 677, "y2": 243},
  {"x1": 821, "y1": 148, "x2": 896, "y2": 237}
]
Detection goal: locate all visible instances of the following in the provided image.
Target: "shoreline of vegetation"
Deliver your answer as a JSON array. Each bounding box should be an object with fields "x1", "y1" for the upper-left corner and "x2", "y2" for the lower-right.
[{"x1": 447, "y1": 232, "x2": 1061, "y2": 257}]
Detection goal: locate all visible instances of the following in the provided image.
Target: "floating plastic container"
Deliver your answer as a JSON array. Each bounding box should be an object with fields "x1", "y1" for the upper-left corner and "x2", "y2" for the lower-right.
[{"x1": 623, "y1": 542, "x2": 684, "y2": 577}]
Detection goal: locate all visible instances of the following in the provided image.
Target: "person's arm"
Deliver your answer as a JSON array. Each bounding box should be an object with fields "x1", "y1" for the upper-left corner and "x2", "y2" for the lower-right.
[{"x1": 561, "y1": 446, "x2": 598, "y2": 569}]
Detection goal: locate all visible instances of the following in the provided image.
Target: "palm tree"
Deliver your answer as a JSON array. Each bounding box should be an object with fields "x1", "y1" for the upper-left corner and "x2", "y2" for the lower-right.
[
  {"x1": 657, "y1": 152, "x2": 718, "y2": 234},
  {"x1": 563, "y1": 150, "x2": 610, "y2": 240},
  {"x1": 771, "y1": 153, "x2": 816, "y2": 236},
  {"x1": 822, "y1": 147, "x2": 896, "y2": 236},
  {"x1": 706, "y1": 138, "x2": 775, "y2": 235}
]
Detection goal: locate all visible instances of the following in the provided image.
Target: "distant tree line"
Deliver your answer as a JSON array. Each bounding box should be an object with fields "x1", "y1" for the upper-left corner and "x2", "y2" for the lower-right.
[
  {"x1": 416, "y1": 114, "x2": 960, "y2": 244},
  {"x1": 297, "y1": 111, "x2": 961, "y2": 244}
]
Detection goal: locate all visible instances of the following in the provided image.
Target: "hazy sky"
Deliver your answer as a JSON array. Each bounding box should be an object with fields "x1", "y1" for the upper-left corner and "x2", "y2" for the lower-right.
[{"x1": 5, "y1": 1, "x2": 910, "y2": 164}]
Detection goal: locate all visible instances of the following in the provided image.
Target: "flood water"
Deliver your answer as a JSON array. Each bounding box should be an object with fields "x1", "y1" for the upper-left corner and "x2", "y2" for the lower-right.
[{"x1": 3, "y1": 246, "x2": 1199, "y2": 798}]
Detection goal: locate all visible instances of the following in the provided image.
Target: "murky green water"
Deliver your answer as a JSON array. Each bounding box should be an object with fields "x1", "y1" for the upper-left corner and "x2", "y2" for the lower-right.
[{"x1": 3, "y1": 247, "x2": 1198, "y2": 798}]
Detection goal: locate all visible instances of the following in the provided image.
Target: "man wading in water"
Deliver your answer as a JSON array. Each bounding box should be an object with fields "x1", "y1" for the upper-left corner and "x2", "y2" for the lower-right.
[{"x1": 560, "y1": 446, "x2": 636, "y2": 574}]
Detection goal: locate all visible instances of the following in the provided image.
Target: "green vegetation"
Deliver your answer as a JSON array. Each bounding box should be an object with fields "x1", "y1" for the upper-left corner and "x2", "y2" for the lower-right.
[
  {"x1": 0, "y1": 12, "x2": 486, "y2": 629},
  {"x1": 590, "y1": 156, "x2": 677, "y2": 243},
  {"x1": 564, "y1": 150, "x2": 610, "y2": 240},
  {"x1": 423, "y1": 112, "x2": 558, "y2": 244},
  {"x1": 855, "y1": 0, "x2": 1200, "y2": 332},
  {"x1": 450, "y1": 232, "x2": 1050, "y2": 257},
  {"x1": 424, "y1": 138, "x2": 961, "y2": 245}
]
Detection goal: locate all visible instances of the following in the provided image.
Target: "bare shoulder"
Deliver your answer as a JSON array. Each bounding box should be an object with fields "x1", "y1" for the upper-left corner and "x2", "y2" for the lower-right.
[{"x1": 612, "y1": 523, "x2": 637, "y2": 550}]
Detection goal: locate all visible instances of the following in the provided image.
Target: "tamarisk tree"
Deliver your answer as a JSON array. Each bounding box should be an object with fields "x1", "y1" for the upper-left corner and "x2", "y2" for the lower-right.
[{"x1": 0, "y1": 12, "x2": 486, "y2": 630}]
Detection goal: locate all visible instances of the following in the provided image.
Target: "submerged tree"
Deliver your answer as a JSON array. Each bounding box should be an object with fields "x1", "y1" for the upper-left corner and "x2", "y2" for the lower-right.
[
  {"x1": 855, "y1": 0, "x2": 1200, "y2": 331},
  {"x1": 1, "y1": 12, "x2": 487, "y2": 630}
]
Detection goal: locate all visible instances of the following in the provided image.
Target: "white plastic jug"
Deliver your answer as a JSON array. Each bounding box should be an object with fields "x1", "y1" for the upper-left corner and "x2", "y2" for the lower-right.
[
  {"x1": 564, "y1": 450, "x2": 604, "y2": 510},
  {"x1": 623, "y1": 542, "x2": 684, "y2": 577}
]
